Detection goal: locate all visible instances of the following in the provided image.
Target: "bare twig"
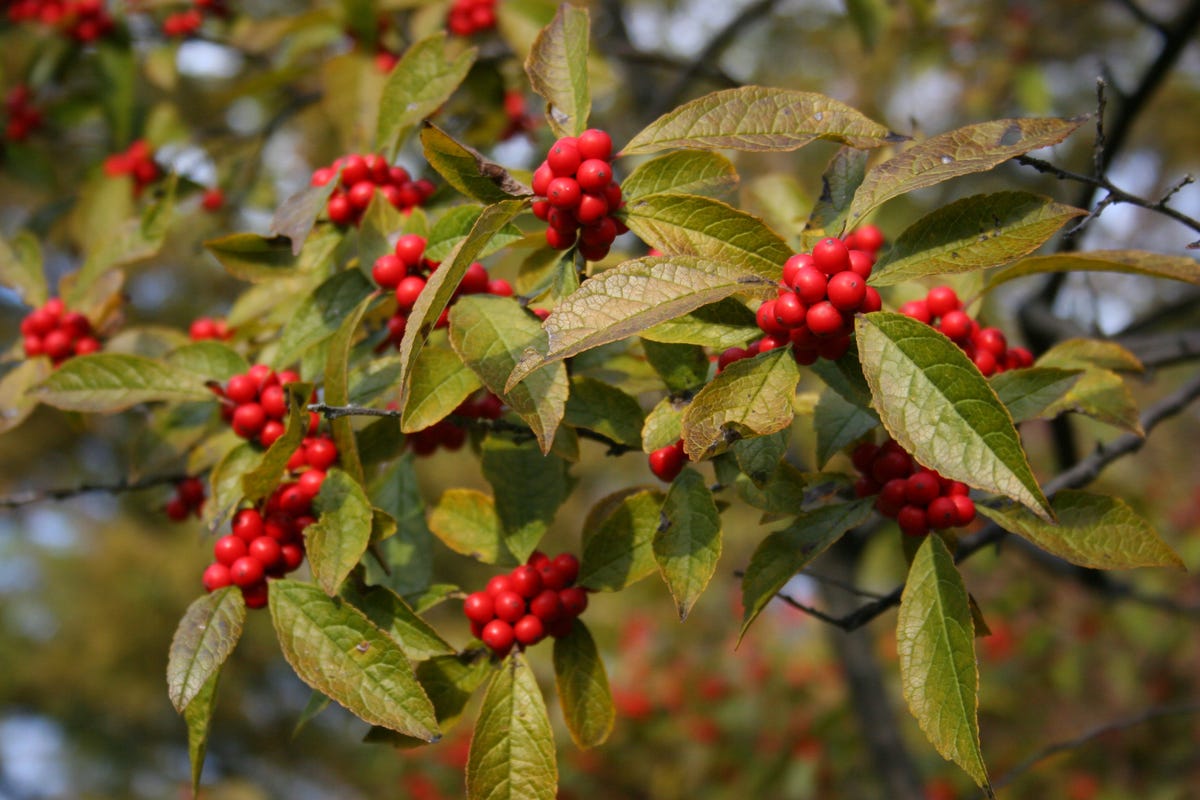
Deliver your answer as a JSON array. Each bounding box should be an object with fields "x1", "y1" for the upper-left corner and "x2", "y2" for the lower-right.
[{"x1": 0, "y1": 472, "x2": 191, "y2": 510}]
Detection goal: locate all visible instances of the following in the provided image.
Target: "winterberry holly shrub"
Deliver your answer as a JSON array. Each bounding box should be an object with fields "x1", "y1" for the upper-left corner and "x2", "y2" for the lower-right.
[{"x1": 1, "y1": 3, "x2": 1198, "y2": 799}]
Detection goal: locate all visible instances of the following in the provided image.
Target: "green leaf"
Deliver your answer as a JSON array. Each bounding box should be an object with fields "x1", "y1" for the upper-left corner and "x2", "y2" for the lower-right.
[
  {"x1": 733, "y1": 429, "x2": 791, "y2": 486},
  {"x1": 507, "y1": 256, "x2": 773, "y2": 388},
  {"x1": 805, "y1": 146, "x2": 868, "y2": 238},
  {"x1": 449, "y1": 294, "x2": 568, "y2": 453},
  {"x1": 240, "y1": 382, "x2": 312, "y2": 503},
  {"x1": 870, "y1": 192, "x2": 1087, "y2": 286},
  {"x1": 184, "y1": 671, "x2": 220, "y2": 798},
  {"x1": 653, "y1": 468, "x2": 722, "y2": 621},
  {"x1": 167, "y1": 587, "x2": 246, "y2": 713},
  {"x1": 524, "y1": 2, "x2": 591, "y2": 138},
  {"x1": 855, "y1": 312, "x2": 1052, "y2": 520},
  {"x1": 624, "y1": 194, "x2": 792, "y2": 279},
  {"x1": 739, "y1": 499, "x2": 873, "y2": 642},
  {"x1": 204, "y1": 234, "x2": 302, "y2": 281},
  {"x1": 376, "y1": 33, "x2": 477, "y2": 159},
  {"x1": 421, "y1": 124, "x2": 534, "y2": 204},
  {"x1": 270, "y1": 179, "x2": 340, "y2": 255},
  {"x1": 368, "y1": 455, "x2": 434, "y2": 595},
  {"x1": 579, "y1": 489, "x2": 665, "y2": 591},
  {"x1": 203, "y1": 442, "x2": 259, "y2": 532},
  {"x1": 553, "y1": 622, "x2": 614, "y2": 749},
  {"x1": 0, "y1": 359, "x2": 50, "y2": 435},
  {"x1": 621, "y1": 151, "x2": 739, "y2": 201},
  {"x1": 814, "y1": 388, "x2": 880, "y2": 468},
  {"x1": 990, "y1": 367, "x2": 1081, "y2": 423},
  {"x1": 403, "y1": 346, "x2": 483, "y2": 432},
  {"x1": 811, "y1": 343, "x2": 874, "y2": 407},
  {"x1": 367, "y1": 652, "x2": 494, "y2": 747},
  {"x1": 467, "y1": 653, "x2": 558, "y2": 800},
  {"x1": 641, "y1": 396, "x2": 685, "y2": 452},
  {"x1": 1037, "y1": 338, "x2": 1144, "y2": 372},
  {"x1": 269, "y1": 579, "x2": 439, "y2": 740},
  {"x1": 274, "y1": 269, "x2": 376, "y2": 369},
  {"x1": 897, "y1": 535, "x2": 991, "y2": 792},
  {"x1": 482, "y1": 436, "x2": 571, "y2": 563},
  {"x1": 735, "y1": 462, "x2": 815, "y2": 514},
  {"x1": 640, "y1": 297, "x2": 759, "y2": 350},
  {"x1": 0, "y1": 230, "x2": 47, "y2": 306},
  {"x1": 340, "y1": 579, "x2": 455, "y2": 660},
  {"x1": 847, "y1": 117, "x2": 1084, "y2": 225},
  {"x1": 425, "y1": 204, "x2": 528, "y2": 262},
  {"x1": 978, "y1": 491, "x2": 1183, "y2": 570},
  {"x1": 564, "y1": 376, "x2": 645, "y2": 448},
  {"x1": 33, "y1": 353, "x2": 213, "y2": 411},
  {"x1": 680, "y1": 347, "x2": 800, "y2": 461},
  {"x1": 307, "y1": 469, "x2": 374, "y2": 595},
  {"x1": 1040, "y1": 368, "x2": 1142, "y2": 434},
  {"x1": 640, "y1": 339, "x2": 710, "y2": 394},
  {"x1": 166, "y1": 341, "x2": 250, "y2": 382},
  {"x1": 396, "y1": 199, "x2": 528, "y2": 412},
  {"x1": 621, "y1": 86, "x2": 896, "y2": 155},
  {"x1": 988, "y1": 249, "x2": 1200, "y2": 290},
  {"x1": 429, "y1": 488, "x2": 510, "y2": 565},
  {"x1": 324, "y1": 295, "x2": 375, "y2": 485}
]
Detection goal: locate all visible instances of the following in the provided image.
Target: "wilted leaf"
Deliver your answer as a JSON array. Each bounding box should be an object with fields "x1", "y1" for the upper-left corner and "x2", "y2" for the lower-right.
[
  {"x1": 897, "y1": 535, "x2": 991, "y2": 792},
  {"x1": 978, "y1": 491, "x2": 1183, "y2": 570},
  {"x1": 621, "y1": 86, "x2": 896, "y2": 155},
  {"x1": 870, "y1": 192, "x2": 1086, "y2": 285},
  {"x1": 856, "y1": 312, "x2": 1051, "y2": 520}
]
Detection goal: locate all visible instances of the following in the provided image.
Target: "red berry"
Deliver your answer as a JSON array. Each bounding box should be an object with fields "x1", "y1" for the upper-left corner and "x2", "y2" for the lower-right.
[
  {"x1": 481, "y1": 619, "x2": 515, "y2": 654},
  {"x1": 527, "y1": 550, "x2": 550, "y2": 568},
  {"x1": 900, "y1": 300, "x2": 931, "y2": 324},
  {"x1": 226, "y1": 374, "x2": 259, "y2": 405},
  {"x1": 242, "y1": 581, "x2": 269, "y2": 609},
  {"x1": 178, "y1": 477, "x2": 205, "y2": 507},
  {"x1": 297, "y1": 469, "x2": 326, "y2": 499},
  {"x1": 648, "y1": 442, "x2": 686, "y2": 482},
  {"x1": 871, "y1": 450, "x2": 913, "y2": 484},
  {"x1": 851, "y1": 442, "x2": 878, "y2": 473},
  {"x1": 203, "y1": 563, "x2": 232, "y2": 592},
  {"x1": 395, "y1": 275, "x2": 426, "y2": 311},
  {"x1": 232, "y1": 403, "x2": 267, "y2": 438},
  {"x1": 576, "y1": 192, "x2": 609, "y2": 223},
  {"x1": 486, "y1": 574, "x2": 515, "y2": 596},
  {"x1": 926, "y1": 286, "x2": 961, "y2": 318},
  {"x1": 791, "y1": 266, "x2": 828, "y2": 305},
  {"x1": 347, "y1": 180, "x2": 376, "y2": 210},
  {"x1": 851, "y1": 224, "x2": 884, "y2": 253},
  {"x1": 861, "y1": 286, "x2": 882, "y2": 313},
  {"x1": 260, "y1": 385, "x2": 287, "y2": 420},
  {"x1": 537, "y1": 561, "x2": 570, "y2": 591},
  {"x1": 327, "y1": 193, "x2": 354, "y2": 225},
  {"x1": 827, "y1": 271, "x2": 867, "y2": 311},
  {"x1": 580, "y1": 217, "x2": 617, "y2": 247},
  {"x1": 531, "y1": 162, "x2": 554, "y2": 196},
  {"x1": 259, "y1": 421, "x2": 286, "y2": 448},
  {"x1": 576, "y1": 159, "x2": 612, "y2": 191},
  {"x1": 547, "y1": 177, "x2": 582, "y2": 208},
  {"x1": 816, "y1": 335, "x2": 851, "y2": 361},
  {"x1": 514, "y1": 614, "x2": 545, "y2": 645},
  {"x1": 939, "y1": 310, "x2": 972, "y2": 342},
  {"x1": 393, "y1": 234, "x2": 426, "y2": 267},
  {"x1": 805, "y1": 301, "x2": 845, "y2": 337},
  {"x1": 464, "y1": 591, "x2": 495, "y2": 625},
  {"x1": 876, "y1": 478, "x2": 908, "y2": 516},
  {"x1": 229, "y1": 555, "x2": 265, "y2": 587},
  {"x1": 854, "y1": 476, "x2": 879, "y2": 497},
  {"x1": 340, "y1": 155, "x2": 368, "y2": 187},
  {"x1": 546, "y1": 617, "x2": 574, "y2": 638},
  {"x1": 559, "y1": 586, "x2": 588, "y2": 616},
  {"x1": 973, "y1": 350, "x2": 998, "y2": 377},
  {"x1": 926, "y1": 496, "x2": 959, "y2": 529},
  {"x1": 546, "y1": 139, "x2": 582, "y2": 176},
  {"x1": 212, "y1": 536, "x2": 246, "y2": 570},
  {"x1": 165, "y1": 497, "x2": 189, "y2": 521},
  {"x1": 305, "y1": 438, "x2": 338, "y2": 470},
  {"x1": 904, "y1": 471, "x2": 942, "y2": 506},
  {"x1": 280, "y1": 543, "x2": 305, "y2": 572},
  {"x1": 279, "y1": 484, "x2": 311, "y2": 516},
  {"x1": 952, "y1": 494, "x2": 976, "y2": 526},
  {"x1": 717, "y1": 347, "x2": 750, "y2": 371},
  {"x1": 576, "y1": 128, "x2": 613, "y2": 161},
  {"x1": 43, "y1": 330, "x2": 72, "y2": 361},
  {"x1": 249, "y1": 536, "x2": 283, "y2": 569},
  {"x1": 529, "y1": 589, "x2": 563, "y2": 622},
  {"x1": 488, "y1": 278, "x2": 513, "y2": 297},
  {"x1": 847, "y1": 250, "x2": 874, "y2": 279},
  {"x1": 510, "y1": 565, "x2": 543, "y2": 598},
  {"x1": 897, "y1": 505, "x2": 929, "y2": 536},
  {"x1": 975, "y1": 327, "x2": 1007, "y2": 356},
  {"x1": 811, "y1": 238, "x2": 851, "y2": 275},
  {"x1": 460, "y1": 262, "x2": 489, "y2": 295},
  {"x1": 232, "y1": 509, "x2": 264, "y2": 542},
  {"x1": 552, "y1": 553, "x2": 579, "y2": 586},
  {"x1": 372, "y1": 254, "x2": 407, "y2": 288}
]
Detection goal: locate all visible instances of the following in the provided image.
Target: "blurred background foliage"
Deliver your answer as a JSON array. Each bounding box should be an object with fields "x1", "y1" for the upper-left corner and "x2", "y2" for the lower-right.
[{"x1": 0, "y1": 0, "x2": 1198, "y2": 798}]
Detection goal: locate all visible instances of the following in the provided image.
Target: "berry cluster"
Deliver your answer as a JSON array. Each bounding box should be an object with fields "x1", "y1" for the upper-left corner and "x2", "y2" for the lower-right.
[
  {"x1": 201, "y1": 435, "x2": 338, "y2": 608},
  {"x1": 311, "y1": 154, "x2": 435, "y2": 227},
  {"x1": 754, "y1": 234, "x2": 883, "y2": 364},
  {"x1": 531, "y1": 129, "x2": 625, "y2": 262},
  {"x1": 215, "y1": 365, "x2": 319, "y2": 447},
  {"x1": 188, "y1": 316, "x2": 232, "y2": 341},
  {"x1": 4, "y1": 85, "x2": 41, "y2": 141},
  {"x1": 161, "y1": 0, "x2": 226, "y2": 37},
  {"x1": 408, "y1": 391, "x2": 504, "y2": 456},
  {"x1": 899, "y1": 286, "x2": 1033, "y2": 376},
  {"x1": 5, "y1": 0, "x2": 114, "y2": 41},
  {"x1": 103, "y1": 139, "x2": 160, "y2": 196},
  {"x1": 850, "y1": 438, "x2": 976, "y2": 536},
  {"x1": 648, "y1": 439, "x2": 689, "y2": 483},
  {"x1": 463, "y1": 552, "x2": 587, "y2": 657},
  {"x1": 371, "y1": 233, "x2": 513, "y2": 350},
  {"x1": 20, "y1": 298, "x2": 101, "y2": 364},
  {"x1": 446, "y1": 0, "x2": 496, "y2": 37},
  {"x1": 165, "y1": 477, "x2": 206, "y2": 521}
]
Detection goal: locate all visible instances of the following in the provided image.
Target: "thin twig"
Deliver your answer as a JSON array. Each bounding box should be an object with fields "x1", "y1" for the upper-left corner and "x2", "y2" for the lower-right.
[
  {"x1": 0, "y1": 472, "x2": 191, "y2": 510},
  {"x1": 1113, "y1": 0, "x2": 1170, "y2": 35}
]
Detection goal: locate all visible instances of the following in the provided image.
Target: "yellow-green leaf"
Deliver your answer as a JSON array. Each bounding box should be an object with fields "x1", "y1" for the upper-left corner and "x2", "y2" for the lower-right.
[
  {"x1": 564, "y1": 376, "x2": 644, "y2": 448},
  {"x1": 988, "y1": 250, "x2": 1200, "y2": 290},
  {"x1": 340, "y1": 579, "x2": 455, "y2": 661},
  {"x1": 856, "y1": 312, "x2": 1052, "y2": 520},
  {"x1": 870, "y1": 192, "x2": 1086, "y2": 286},
  {"x1": 184, "y1": 671, "x2": 220, "y2": 799},
  {"x1": 579, "y1": 489, "x2": 664, "y2": 591},
  {"x1": 402, "y1": 346, "x2": 483, "y2": 433},
  {"x1": 269, "y1": 579, "x2": 439, "y2": 740},
  {"x1": 324, "y1": 295, "x2": 375, "y2": 485},
  {"x1": 0, "y1": 230, "x2": 47, "y2": 306},
  {"x1": 1036, "y1": 338, "x2": 1144, "y2": 373},
  {"x1": 0, "y1": 358, "x2": 50, "y2": 435},
  {"x1": 274, "y1": 269, "x2": 375, "y2": 369},
  {"x1": 978, "y1": 491, "x2": 1183, "y2": 570},
  {"x1": 524, "y1": 2, "x2": 591, "y2": 138},
  {"x1": 621, "y1": 86, "x2": 896, "y2": 155},
  {"x1": 467, "y1": 653, "x2": 558, "y2": 800},
  {"x1": 481, "y1": 436, "x2": 571, "y2": 563},
  {"x1": 680, "y1": 347, "x2": 800, "y2": 461},
  {"x1": 553, "y1": 622, "x2": 614, "y2": 749},
  {"x1": 847, "y1": 117, "x2": 1085, "y2": 225},
  {"x1": 990, "y1": 367, "x2": 1081, "y2": 423},
  {"x1": 167, "y1": 587, "x2": 246, "y2": 713},
  {"x1": 308, "y1": 469, "x2": 374, "y2": 595},
  {"x1": 376, "y1": 33, "x2": 476, "y2": 159},
  {"x1": 621, "y1": 150, "x2": 739, "y2": 200},
  {"x1": 33, "y1": 353, "x2": 213, "y2": 411},
  {"x1": 897, "y1": 535, "x2": 991, "y2": 792},
  {"x1": 653, "y1": 468, "x2": 722, "y2": 621},
  {"x1": 421, "y1": 124, "x2": 534, "y2": 205},
  {"x1": 429, "y1": 488, "x2": 511, "y2": 565}
]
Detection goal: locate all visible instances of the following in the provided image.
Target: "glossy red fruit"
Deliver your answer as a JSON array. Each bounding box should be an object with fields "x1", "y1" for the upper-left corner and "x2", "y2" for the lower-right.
[
  {"x1": 847, "y1": 250, "x2": 874, "y2": 279},
  {"x1": 773, "y1": 292, "x2": 807, "y2": 328},
  {"x1": 576, "y1": 128, "x2": 613, "y2": 161},
  {"x1": 165, "y1": 497, "x2": 189, "y2": 521},
  {"x1": 232, "y1": 403, "x2": 267, "y2": 438},
  {"x1": 939, "y1": 310, "x2": 972, "y2": 341},
  {"x1": 203, "y1": 563, "x2": 233, "y2": 592},
  {"x1": 242, "y1": 581, "x2": 269, "y2": 609},
  {"x1": 73, "y1": 337, "x2": 101, "y2": 356},
  {"x1": 816, "y1": 335, "x2": 851, "y2": 360},
  {"x1": 559, "y1": 586, "x2": 588, "y2": 616},
  {"x1": 213, "y1": 535, "x2": 246, "y2": 566},
  {"x1": 899, "y1": 300, "x2": 931, "y2": 324},
  {"x1": 463, "y1": 591, "x2": 495, "y2": 625},
  {"x1": 827, "y1": 271, "x2": 867, "y2": 311},
  {"x1": 347, "y1": 180, "x2": 376, "y2": 210},
  {"x1": 850, "y1": 224, "x2": 884, "y2": 253},
  {"x1": 537, "y1": 560, "x2": 571, "y2": 591},
  {"x1": 327, "y1": 193, "x2": 354, "y2": 225},
  {"x1": 547, "y1": 177, "x2": 582, "y2": 208},
  {"x1": 514, "y1": 614, "x2": 546, "y2": 646},
  {"x1": 876, "y1": 478, "x2": 908, "y2": 516},
  {"x1": 975, "y1": 327, "x2": 1007, "y2": 356},
  {"x1": 905, "y1": 471, "x2": 942, "y2": 506},
  {"x1": 973, "y1": 350, "x2": 997, "y2": 377},
  {"x1": 952, "y1": 494, "x2": 976, "y2": 526},
  {"x1": 782, "y1": 253, "x2": 814, "y2": 287},
  {"x1": 925, "y1": 286, "x2": 961, "y2": 318},
  {"x1": 232, "y1": 509, "x2": 264, "y2": 542},
  {"x1": 249, "y1": 536, "x2": 282, "y2": 569},
  {"x1": 229, "y1": 555, "x2": 265, "y2": 587},
  {"x1": 861, "y1": 286, "x2": 883, "y2": 313},
  {"x1": 305, "y1": 438, "x2": 338, "y2": 470},
  {"x1": 395, "y1": 275, "x2": 426, "y2": 311},
  {"x1": 297, "y1": 469, "x2": 326, "y2": 499},
  {"x1": 460, "y1": 262, "x2": 489, "y2": 295},
  {"x1": 393, "y1": 234, "x2": 426, "y2": 267},
  {"x1": 854, "y1": 476, "x2": 879, "y2": 497},
  {"x1": 755, "y1": 300, "x2": 786, "y2": 336},
  {"x1": 649, "y1": 442, "x2": 686, "y2": 482},
  {"x1": 259, "y1": 421, "x2": 285, "y2": 449},
  {"x1": 791, "y1": 266, "x2": 827, "y2": 305},
  {"x1": 717, "y1": 347, "x2": 750, "y2": 371},
  {"x1": 280, "y1": 543, "x2": 305, "y2": 572},
  {"x1": 529, "y1": 589, "x2": 563, "y2": 622},
  {"x1": 897, "y1": 505, "x2": 929, "y2": 536},
  {"x1": 372, "y1": 254, "x2": 406, "y2": 288},
  {"x1": 552, "y1": 554, "x2": 579, "y2": 586},
  {"x1": 225, "y1": 374, "x2": 259, "y2": 405},
  {"x1": 510, "y1": 565, "x2": 543, "y2": 598},
  {"x1": 481, "y1": 619, "x2": 515, "y2": 654},
  {"x1": 926, "y1": 496, "x2": 959, "y2": 529},
  {"x1": 546, "y1": 616, "x2": 574, "y2": 638},
  {"x1": 805, "y1": 301, "x2": 845, "y2": 337},
  {"x1": 546, "y1": 139, "x2": 582, "y2": 176},
  {"x1": 851, "y1": 442, "x2": 878, "y2": 472},
  {"x1": 872, "y1": 450, "x2": 913, "y2": 485},
  {"x1": 531, "y1": 162, "x2": 554, "y2": 196},
  {"x1": 576, "y1": 158, "x2": 612, "y2": 191},
  {"x1": 260, "y1": 385, "x2": 287, "y2": 420},
  {"x1": 486, "y1": 574, "x2": 515, "y2": 597},
  {"x1": 811, "y1": 237, "x2": 851, "y2": 275},
  {"x1": 576, "y1": 192, "x2": 609, "y2": 223}
]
